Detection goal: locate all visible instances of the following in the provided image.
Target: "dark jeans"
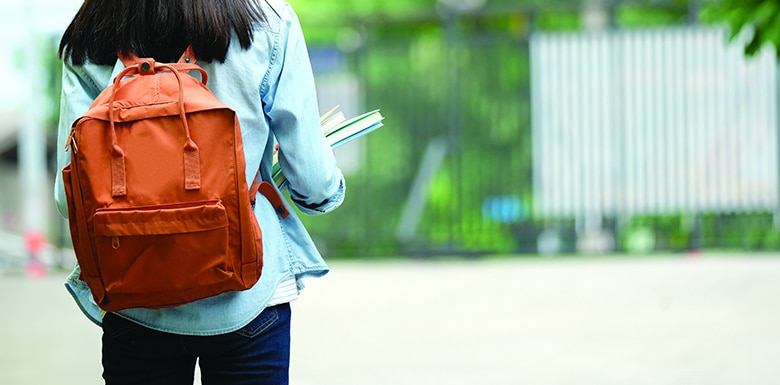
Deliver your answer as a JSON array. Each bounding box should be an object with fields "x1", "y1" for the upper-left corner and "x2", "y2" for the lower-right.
[{"x1": 101, "y1": 304, "x2": 291, "y2": 385}]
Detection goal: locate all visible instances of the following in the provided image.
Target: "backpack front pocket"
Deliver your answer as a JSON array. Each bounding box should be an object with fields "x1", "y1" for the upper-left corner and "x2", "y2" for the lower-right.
[{"x1": 92, "y1": 200, "x2": 232, "y2": 296}]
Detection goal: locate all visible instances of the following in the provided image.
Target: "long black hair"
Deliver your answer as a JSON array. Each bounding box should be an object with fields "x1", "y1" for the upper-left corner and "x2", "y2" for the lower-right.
[{"x1": 59, "y1": 0, "x2": 266, "y2": 65}]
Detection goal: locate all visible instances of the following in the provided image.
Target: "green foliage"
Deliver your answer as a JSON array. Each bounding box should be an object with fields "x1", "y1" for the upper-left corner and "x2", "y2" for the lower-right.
[
  {"x1": 617, "y1": 213, "x2": 780, "y2": 253},
  {"x1": 616, "y1": 4, "x2": 689, "y2": 28},
  {"x1": 289, "y1": 0, "x2": 436, "y2": 26},
  {"x1": 698, "y1": 0, "x2": 780, "y2": 57},
  {"x1": 535, "y1": 10, "x2": 580, "y2": 31},
  {"x1": 702, "y1": 213, "x2": 777, "y2": 250}
]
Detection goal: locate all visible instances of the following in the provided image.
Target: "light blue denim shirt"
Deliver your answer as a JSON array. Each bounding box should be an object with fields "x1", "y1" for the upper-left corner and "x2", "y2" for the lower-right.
[{"x1": 53, "y1": 0, "x2": 345, "y2": 336}]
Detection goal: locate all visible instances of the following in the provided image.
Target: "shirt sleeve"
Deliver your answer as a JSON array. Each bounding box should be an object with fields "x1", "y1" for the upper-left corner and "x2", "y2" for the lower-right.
[
  {"x1": 54, "y1": 61, "x2": 115, "y2": 218},
  {"x1": 261, "y1": 3, "x2": 345, "y2": 215}
]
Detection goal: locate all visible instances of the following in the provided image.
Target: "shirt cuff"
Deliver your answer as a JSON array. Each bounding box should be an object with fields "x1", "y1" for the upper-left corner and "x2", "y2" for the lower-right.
[{"x1": 290, "y1": 176, "x2": 345, "y2": 216}]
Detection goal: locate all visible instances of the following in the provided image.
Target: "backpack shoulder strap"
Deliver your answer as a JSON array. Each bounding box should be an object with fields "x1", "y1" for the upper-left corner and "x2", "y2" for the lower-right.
[
  {"x1": 177, "y1": 47, "x2": 197, "y2": 65},
  {"x1": 250, "y1": 174, "x2": 290, "y2": 218}
]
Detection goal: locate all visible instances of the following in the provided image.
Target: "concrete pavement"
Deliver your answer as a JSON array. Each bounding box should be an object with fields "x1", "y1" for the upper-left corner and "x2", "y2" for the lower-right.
[{"x1": 2, "y1": 254, "x2": 780, "y2": 384}]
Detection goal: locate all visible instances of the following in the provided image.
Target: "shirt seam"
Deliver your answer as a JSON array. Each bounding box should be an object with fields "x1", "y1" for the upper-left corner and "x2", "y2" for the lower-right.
[{"x1": 258, "y1": 7, "x2": 282, "y2": 103}]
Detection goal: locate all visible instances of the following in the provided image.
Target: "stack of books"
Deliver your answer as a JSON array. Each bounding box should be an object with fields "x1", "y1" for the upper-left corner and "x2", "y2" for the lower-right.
[{"x1": 272, "y1": 106, "x2": 384, "y2": 187}]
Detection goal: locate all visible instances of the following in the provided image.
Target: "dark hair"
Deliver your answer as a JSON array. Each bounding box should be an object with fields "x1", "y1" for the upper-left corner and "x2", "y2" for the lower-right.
[{"x1": 59, "y1": 0, "x2": 266, "y2": 65}]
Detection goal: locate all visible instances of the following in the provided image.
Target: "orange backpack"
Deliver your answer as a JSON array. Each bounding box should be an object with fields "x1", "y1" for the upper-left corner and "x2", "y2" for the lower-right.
[{"x1": 62, "y1": 49, "x2": 289, "y2": 312}]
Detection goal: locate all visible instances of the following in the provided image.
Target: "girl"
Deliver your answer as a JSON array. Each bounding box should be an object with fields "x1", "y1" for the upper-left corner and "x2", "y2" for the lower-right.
[{"x1": 55, "y1": 1, "x2": 345, "y2": 384}]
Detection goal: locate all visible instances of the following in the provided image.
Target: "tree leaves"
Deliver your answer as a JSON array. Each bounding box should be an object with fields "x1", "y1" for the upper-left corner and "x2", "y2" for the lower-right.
[{"x1": 699, "y1": 0, "x2": 780, "y2": 57}]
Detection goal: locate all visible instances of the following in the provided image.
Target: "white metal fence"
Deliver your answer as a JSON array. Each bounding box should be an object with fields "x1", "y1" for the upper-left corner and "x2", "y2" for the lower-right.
[{"x1": 531, "y1": 27, "x2": 778, "y2": 219}]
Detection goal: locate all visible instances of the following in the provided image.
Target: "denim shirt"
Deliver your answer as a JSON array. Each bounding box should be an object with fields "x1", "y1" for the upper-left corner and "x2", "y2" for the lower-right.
[{"x1": 53, "y1": 0, "x2": 345, "y2": 336}]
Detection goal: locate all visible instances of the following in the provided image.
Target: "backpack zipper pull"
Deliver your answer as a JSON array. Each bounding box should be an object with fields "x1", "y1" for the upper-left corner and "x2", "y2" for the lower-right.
[
  {"x1": 65, "y1": 129, "x2": 78, "y2": 154},
  {"x1": 111, "y1": 236, "x2": 120, "y2": 249}
]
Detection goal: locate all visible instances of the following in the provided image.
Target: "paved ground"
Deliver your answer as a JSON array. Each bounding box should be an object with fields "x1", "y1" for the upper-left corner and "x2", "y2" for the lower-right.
[{"x1": 2, "y1": 253, "x2": 780, "y2": 385}]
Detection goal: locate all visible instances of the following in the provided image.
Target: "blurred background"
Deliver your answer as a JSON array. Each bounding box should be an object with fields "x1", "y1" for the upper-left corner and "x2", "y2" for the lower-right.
[
  {"x1": 2, "y1": 0, "x2": 780, "y2": 384},
  {"x1": 2, "y1": 0, "x2": 780, "y2": 263}
]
